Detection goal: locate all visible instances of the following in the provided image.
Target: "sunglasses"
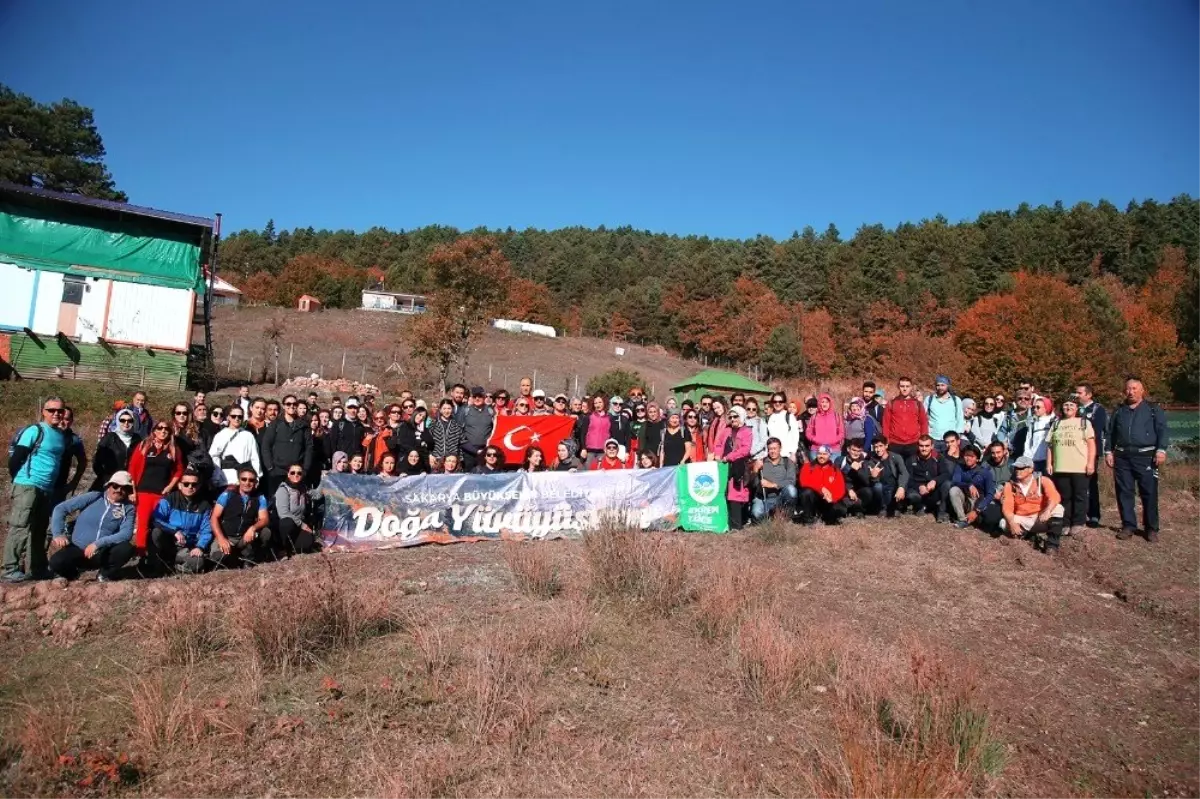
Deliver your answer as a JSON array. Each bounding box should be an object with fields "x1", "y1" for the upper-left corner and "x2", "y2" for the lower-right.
[
  {"x1": 228, "y1": 414, "x2": 243, "y2": 420},
  {"x1": 119, "y1": 418, "x2": 134, "y2": 424},
  {"x1": 174, "y1": 410, "x2": 189, "y2": 416},
  {"x1": 44, "y1": 407, "x2": 64, "y2": 415},
  {"x1": 180, "y1": 481, "x2": 200, "y2": 488},
  {"x1": 288, "y1": 470, "x2": 304, "y2": 476},
  {"x1": 605, "y1": 445, "x2": 618, "y2": 450},
  {"x1": 212, "y1": 410, "x2": 224, "y2": 416},
  {"x1": 485, "y1": 453, "x2": 498, "y2": 458},
  {"x1": 239, "y1": 477, "x2": 258, "y2": 484},
  {"x1": 516, "y1": 403, "x2": 528, "y2": 409},
  {"x1": 154, "y1": 425, "x2": 170, "y2": 432},
  {"x1": 109, "y1": 484, "x2": 133, "y2": 493},
  {"x1": 283, "y1": 401, "x2": 296, "y2": 407}
]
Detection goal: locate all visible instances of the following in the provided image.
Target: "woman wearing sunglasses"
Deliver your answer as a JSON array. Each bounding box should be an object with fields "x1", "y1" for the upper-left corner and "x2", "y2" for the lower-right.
[
  {"x1": 209, "y1": 405, "x2": 262, "y2": 489},
  {"x1": 128, "y1": 421, "x2": 184, "y2": 551},
  {"x1": 473, "y1": 446, "x2": 507, "y2": 474},
  {"x1": 90, "y1": 409, "x2": 141, "y2": 492},
  {"x1": 275, "y1": 463, "x2": 318, "y2": 555},
  {"x1": 169, "y1": 402, "x2": 203, "y2": 460},
  {"x1": 147, "y1": 466, "x2": 214, "y2": 575}
]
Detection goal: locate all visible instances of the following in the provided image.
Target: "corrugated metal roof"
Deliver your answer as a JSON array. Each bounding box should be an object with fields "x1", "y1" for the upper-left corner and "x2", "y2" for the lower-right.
[{"x1": 0, "y1": 182, "x2": 214, "y2": 229}]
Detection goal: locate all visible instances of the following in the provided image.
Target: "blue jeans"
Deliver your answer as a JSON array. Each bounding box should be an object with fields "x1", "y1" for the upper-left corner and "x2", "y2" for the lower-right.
[
  {"x1": 751, "y1": 485, "x2": 798, "y2": 521},
  {"x1": 871, "y1": 483, "x2": 897, "y2": 516}
]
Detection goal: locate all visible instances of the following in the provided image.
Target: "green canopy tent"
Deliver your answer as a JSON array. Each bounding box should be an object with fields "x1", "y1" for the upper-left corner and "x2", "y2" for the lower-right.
[{"x1": 670, "y1": 368, "x2": 774, "y2": 404}]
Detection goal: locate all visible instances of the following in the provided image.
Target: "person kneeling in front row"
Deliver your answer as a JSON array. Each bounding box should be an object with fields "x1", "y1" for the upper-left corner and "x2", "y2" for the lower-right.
[
  {"x1": 274, "y1": 462, "x2": 320, "y2": 556},
  {"x1": 946, "y1": 445, "x2": 995, "y2": 529},
  {"x1": 47, "y1": 471, "x2": 137, "y2": 582},
  {"x1": 210, "y1": 467, "x2": 272, "y2": 568},
  {"x1": 1000, "y1": 456, "x2": 1065, "y2": 554},
  {"x1": 751, "y1": 437, "x2": 797, "y2": 522},
  {"x1": 797, "y1": 445, "x2": 848, "y2": 525},
  {"x1": 148, "y1": 466, "x2": 213, "y2": 575}
]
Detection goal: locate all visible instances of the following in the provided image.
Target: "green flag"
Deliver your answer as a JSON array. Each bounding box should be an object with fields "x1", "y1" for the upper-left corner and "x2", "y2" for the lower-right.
[{"x1": 676, "y1": 462, "x2": 729, "y2": 532}]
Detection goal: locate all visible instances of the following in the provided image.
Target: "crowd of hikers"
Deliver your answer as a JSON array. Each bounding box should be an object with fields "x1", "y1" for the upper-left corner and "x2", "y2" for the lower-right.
[{"x1": 1, "y1": 371, "x2": 1170, "y2": 584}]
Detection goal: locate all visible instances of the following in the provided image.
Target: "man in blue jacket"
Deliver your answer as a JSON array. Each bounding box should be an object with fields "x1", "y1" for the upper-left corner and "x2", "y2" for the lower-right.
[
  {"x1": 149, "y1": 468, "x2": 214, "y2": 575},
  {"x1": 3, "y1": 397, "x2": 69, "y2": 583},
  {"x1": 47, "y1": 471, "x2": 136, "y2": 582},
  {"x1": 946, "y1": 445, "x2": 995, "y2": 529},
  {"x1": 1074, "y1": 383, "x2": 1108, "y2": 528},
  {"x1": 1106, "y1": 377, "x2": 1169, "y2": 542}
]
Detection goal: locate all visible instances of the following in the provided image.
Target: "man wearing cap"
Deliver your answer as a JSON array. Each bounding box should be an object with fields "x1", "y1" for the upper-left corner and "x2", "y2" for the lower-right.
[
  {"x1": 591, "y1": 439, "x2": 627, "y2": 470},
  {"x1": 797, "y1": 444, "x2": 848, "y2": 525},
  {"x1": 1001, "y1": 455, "x2": 1064, "y2": 553},
  {"x1": 530, "y1": 389, "x2": 550, "y2": 416},
  {"x1": 1105, "y1": 377, "x2": 1168, "y2": 542},
  {"x1": 925, "y1": 376, "x2": 964, "y2": 455},
  {"x1": 551, "y1": 394, "x2": 571, "y2": 417},
  {"x1": 4, "y1": 397, "x2": 70, "y2": 583},
  {"x1": 46, "y1": 470, "x2": 137, "y2": 582},
  {"x1": 460, "y1": 386, "x2": 495, "y2": 473}
]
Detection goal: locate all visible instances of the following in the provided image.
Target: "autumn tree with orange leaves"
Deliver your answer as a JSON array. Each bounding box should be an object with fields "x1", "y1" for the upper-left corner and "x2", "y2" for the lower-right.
[{"x1": 406, "y1": 237, "x2": 512, "y2": 388}]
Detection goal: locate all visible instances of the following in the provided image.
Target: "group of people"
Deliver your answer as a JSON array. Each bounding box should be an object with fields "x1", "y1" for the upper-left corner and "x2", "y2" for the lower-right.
[{"x1": 1, "y1": 370, "x2": 1170, "y2": 583}]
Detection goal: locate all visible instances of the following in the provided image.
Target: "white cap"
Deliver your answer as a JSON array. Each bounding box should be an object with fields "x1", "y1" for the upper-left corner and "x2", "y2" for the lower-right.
[
  {"x1": 107, "y1": 470, "x2": 134, "y2": 488},
  {"x1": 532, "y1": 389, "x2": 546, "y2": 398}
]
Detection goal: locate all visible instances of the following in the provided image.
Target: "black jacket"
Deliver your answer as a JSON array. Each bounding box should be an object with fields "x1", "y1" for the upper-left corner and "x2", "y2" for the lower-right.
[
  {"x1": 905, "y1": 454, "x2": 948, "y2": 492},
  {"x1": 90, "y1": 431, "x2": 140, "y2": 492},
  {"x1": 260, "y1": 417, "x2": 312, "y2": 476},
  {"x1": 326, "y1": 419, "x2": 363, "y2": 458}
]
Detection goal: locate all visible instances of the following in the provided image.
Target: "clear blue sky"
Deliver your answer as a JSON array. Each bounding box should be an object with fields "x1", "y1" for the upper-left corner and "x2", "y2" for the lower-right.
[{"x1": 2, "y1": 0, "x2": 1196, "y2": 239}]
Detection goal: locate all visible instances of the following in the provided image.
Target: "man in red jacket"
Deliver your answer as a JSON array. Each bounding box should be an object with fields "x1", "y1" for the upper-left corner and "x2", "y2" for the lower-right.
[
  {"x1": 798, "y1": 445, "x2": 848, "y2": 525},
  {"x1": 882, "y1": 376, "x2": 929, "y2": 463}
]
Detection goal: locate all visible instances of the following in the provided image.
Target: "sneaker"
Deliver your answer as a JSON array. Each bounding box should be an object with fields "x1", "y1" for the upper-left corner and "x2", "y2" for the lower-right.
[
  {"x1": 935, "y1": 514, "x2": 947, "y2": 524},
  {"x1": 1086, "y1": 518, "x2": 1100, "y2": 529},
  {"x1": 97, "y1": 574, "x2": 110, "y2": 583},
  {"x1": 1, "y1": 570, "x2": 29, "y2": 584},
  {"x1": 1062, "y1": 526, "x2": 1073, "y2": 537},
  {"x1": 1145, "y1": 530, "x2": 1159, "y2": 543},
  {"x1": 1116, "y1": 528, "x2": 1136, "y2": 541},
  {"x1": 954, "y1": 521, "x2": 970, "y2": 529}
]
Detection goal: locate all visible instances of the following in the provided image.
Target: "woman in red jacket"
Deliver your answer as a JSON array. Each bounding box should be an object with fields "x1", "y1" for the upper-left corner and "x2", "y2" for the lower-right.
[{"x1": 128, "y1": 421, "x2": 185, "y2": 550}]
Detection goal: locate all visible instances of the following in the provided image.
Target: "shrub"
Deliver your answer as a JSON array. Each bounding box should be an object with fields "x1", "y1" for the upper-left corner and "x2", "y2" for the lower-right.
[
  {"x1": 461, "y1": 628, "x2": 544, "y2": 749},
  {"x1": 750, "y1": 515, "x2": 800, "y2": 545},
  {"x1": 502, "y1": 541, "x2": 562, "y2": 599},
  {"x1": 585, "y1": 368, "x2": 647, "y2": 401}
]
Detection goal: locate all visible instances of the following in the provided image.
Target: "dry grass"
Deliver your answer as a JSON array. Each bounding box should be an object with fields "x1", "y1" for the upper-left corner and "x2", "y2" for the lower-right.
[
  {"x1": 751, "y1": 514, "x2": 802, "y2": 545},
  {"x1": 693, "y1": 560, "x2": 777, "y2": 640},
  {"x1": 732, "y1": 609, "x2": 805, "y2": 703},
  {"x1": 234, "y1": 559, "x2": 401, "y2": 671},
  {"x1": 583, "y1": 522, "x2": 694, "y2": 614},
  {"x1": 6, "y1": 702, "x2": 79, "y2": 773},
  {"x1": 461, "y1": 628, "x2": 545, "y2": 749},
  {"x1": 141, "y1": 597, "x2": 230, "y2": 666},
  {"x1": 520, "y1": 599, "x2": 594, "y2": 662},
  {"x1": 502, "y1": 541, "x2": 562, "y2": 599}
]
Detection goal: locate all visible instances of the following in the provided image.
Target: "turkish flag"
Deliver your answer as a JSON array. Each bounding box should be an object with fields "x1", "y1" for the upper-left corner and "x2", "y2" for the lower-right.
[{"x1": 488, "y1": 414, "x2": 577, "y2": 464}]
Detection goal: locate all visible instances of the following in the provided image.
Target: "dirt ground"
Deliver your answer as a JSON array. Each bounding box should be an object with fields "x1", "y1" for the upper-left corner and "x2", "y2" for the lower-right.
[
  {"x1": 209, "y1": 305, "x2": 700, "y2": 398},
  {"x1": 0, "y1": 483, "x2": 1196, "y2": 797}
]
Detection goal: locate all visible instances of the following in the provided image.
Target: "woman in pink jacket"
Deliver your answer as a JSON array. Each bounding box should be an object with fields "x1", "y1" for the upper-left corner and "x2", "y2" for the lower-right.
[
  {"x1": 713, "y1": 406, "x2": 754, "y2": 530},
  {"x1": 805, "y1": 393, "x2": 845, "y2": 460}
]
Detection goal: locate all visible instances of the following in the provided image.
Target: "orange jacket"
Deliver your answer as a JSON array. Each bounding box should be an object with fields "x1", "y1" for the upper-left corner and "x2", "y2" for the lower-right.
[{"x1": 1001, "y1": 476, "x2": 1060, "y2": 517}]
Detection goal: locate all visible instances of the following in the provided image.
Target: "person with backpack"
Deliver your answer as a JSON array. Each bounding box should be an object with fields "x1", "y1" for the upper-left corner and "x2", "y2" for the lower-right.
[
  {"x1": 1074, "y1": 383, "x2": 1108, "y2": 529},
  {"x1": 1001, "y1": 456, "x2": 1065, "y2": 554},
  {"x1": 1045, "y1": 396, "x2": 1096, "y2": 537},
  {"x1": 925, "y1": 376, "x2": 964, "y2": 455},
  {"x1": 46, "y1": 470, "x2": 137, "y2": 582},
  {"x1": 882, "y1": 377, "x2": 928, "y2": 463},
  {"x1": 866, "y1": 436, "x2": 908, "y2": 518},
  {"x1": 53, "y1": 407, "x2": 89, "y2": 506},
  {"x1": 210, "y1": 467, "x2": 272, "y2": 568},
  {"x1": 3, "y1": 397, "x2": 70, "y2": 583}
]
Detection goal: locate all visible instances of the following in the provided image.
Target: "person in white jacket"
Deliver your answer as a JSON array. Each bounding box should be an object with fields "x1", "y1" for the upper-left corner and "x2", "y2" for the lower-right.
[
  {"x1": 208, "y1": 405, "x2": 262, "y2": 488},
  {"x1": 765, "y1": 391, "x2": 803, "y2": 462}
]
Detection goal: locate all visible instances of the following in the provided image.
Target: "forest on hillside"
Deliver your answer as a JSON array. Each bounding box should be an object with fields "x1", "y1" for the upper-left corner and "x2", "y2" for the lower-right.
[{"x1": 216, "y1": 197, "x2": 1199, "y2": 403}]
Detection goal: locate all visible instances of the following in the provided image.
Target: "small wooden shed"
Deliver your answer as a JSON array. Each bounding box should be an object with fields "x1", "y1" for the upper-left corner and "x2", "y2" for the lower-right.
[{"x1": 298, "y1": 295, "x2": 323, "y2": 312}]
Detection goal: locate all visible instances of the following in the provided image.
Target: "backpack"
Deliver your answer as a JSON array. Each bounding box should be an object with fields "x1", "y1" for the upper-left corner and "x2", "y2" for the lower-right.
[
  {"x1": 7, "y1": 423, "x2": 45, "y2": 477},
  {"x1": 924, "y1": 393, "x2": 961, "y2": 418}
]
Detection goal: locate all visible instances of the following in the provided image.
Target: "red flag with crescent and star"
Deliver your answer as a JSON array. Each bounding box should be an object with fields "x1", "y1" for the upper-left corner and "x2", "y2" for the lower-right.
[{"x1": 488, "y1": 414, "x2": 577, "y2": 464}]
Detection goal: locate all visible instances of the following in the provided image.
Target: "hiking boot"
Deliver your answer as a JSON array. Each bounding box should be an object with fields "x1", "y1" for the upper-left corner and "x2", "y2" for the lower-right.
[
  {"x1": 1, "y1": 570, "x2": 29, "y2": 584},
  {"x1": 935, "y1": 513, "x2": 947, "y2": 524},
  {"x1": 1145, "y1": 530, "x2": 1159, "y2": 543},
  {"x1": 954, "y1": 520, "x2": 970, "y2": 529},
  {"x1": 1116, "y1": 528, "x2": 1137, "y2": 541}
]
